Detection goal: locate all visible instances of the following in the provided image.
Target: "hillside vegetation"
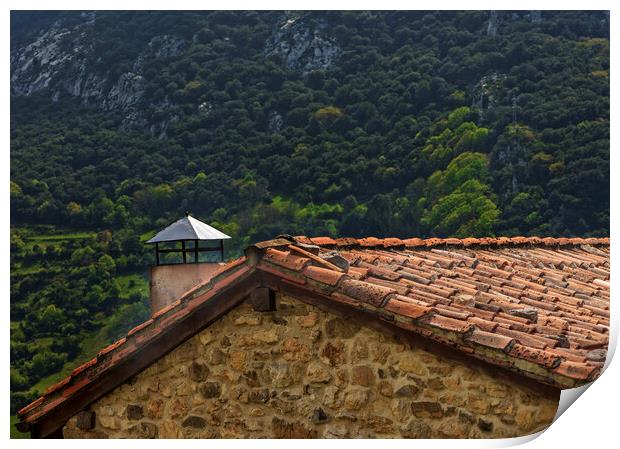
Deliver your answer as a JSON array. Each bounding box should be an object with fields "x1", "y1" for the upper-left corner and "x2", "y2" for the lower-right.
[{"x1": 10, "y1": 11, "x2": 609, "y2": 420}]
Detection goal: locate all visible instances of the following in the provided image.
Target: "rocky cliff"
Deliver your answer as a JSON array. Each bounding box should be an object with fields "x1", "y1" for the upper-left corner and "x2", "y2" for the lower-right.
[{"x1": 264, "y1": 15, "x2": 342, "y2": 73}]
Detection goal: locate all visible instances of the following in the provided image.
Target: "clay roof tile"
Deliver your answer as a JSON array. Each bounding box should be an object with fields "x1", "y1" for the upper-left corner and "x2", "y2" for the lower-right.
[
  {"x1": 337, "y1": 278, "x2": 396, "y2": 307},
  {"x1": 263, "y1": 248, "x2": 311, "y2": 272},
  {"x1": 402, "y1": 238, "x2": 426, "y2": 247},
  {"x1": 302, "y1": 265, "x2": 348, "y2": 287},
  {"x1": 309, "y1": 236, "x2": 337, "y2": 246},
  {"x1": 464, "y1": 329, "x2": 515, "y2": 351}
]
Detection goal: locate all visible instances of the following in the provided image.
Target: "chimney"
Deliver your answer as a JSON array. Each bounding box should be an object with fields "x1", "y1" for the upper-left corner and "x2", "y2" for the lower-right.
[{"x1": 145, "y1": 213, "x2": 231, "y2": 313}]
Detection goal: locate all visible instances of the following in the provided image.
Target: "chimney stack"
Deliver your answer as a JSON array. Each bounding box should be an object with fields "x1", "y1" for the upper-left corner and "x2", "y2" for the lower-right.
[{"x1": 145, "y1": 213, "x2": 231, "y2": 313}]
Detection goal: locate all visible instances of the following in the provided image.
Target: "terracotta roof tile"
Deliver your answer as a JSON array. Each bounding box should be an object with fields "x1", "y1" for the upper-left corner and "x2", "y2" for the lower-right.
[
  {"x1": 418, "y1": 313, "x2": 474, "y2": 333},
  {"x1": 552, "y1": 360, "x2": 600, "y2": 381},
  {"x1": 263, "y1": 248, "x2": 311, "y2": 271},
  {"x1": 467, "y1": 316, "x2": 499, "y2": 332},
  {"x1": 151, "y1": 299, "x2": 182, "y2": 319},
  {"x1": 494, "y1": 327, "x2": 558, "y2": 349},
  {"x1": 464, "y1": 329, "x2": 515, "y2": 351},
  {"x1": 337, "y1": 278, "x2": 396, "y2": 307},
  {"x1": 383, "y1": 296, "x2": 433, "y2": 319},
  {"x1": 508, "y1": 344, "x2": 562, "y2": 369},
  {"x1": 303, "y1": 265, "x2": 348, "y2": 287}
]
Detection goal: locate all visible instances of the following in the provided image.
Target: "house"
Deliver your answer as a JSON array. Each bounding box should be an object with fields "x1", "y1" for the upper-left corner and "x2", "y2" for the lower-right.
[{"x1": 17, "y1": 235, "x2": 610, "y2": 439}]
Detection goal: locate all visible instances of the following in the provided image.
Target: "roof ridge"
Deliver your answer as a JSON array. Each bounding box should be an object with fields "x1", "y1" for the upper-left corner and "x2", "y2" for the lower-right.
[{"x1": 292, "y1": 236, "x2": 609, "y2": 249}]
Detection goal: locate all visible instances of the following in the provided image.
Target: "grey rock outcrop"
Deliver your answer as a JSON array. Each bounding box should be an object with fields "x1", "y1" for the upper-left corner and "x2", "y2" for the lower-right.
[
  {"x1": 264, "y1": 15, "x2": 341, "y2": 73},
  {"x1": 11, "y1": 14, "x2": 186, "y2": 136}
]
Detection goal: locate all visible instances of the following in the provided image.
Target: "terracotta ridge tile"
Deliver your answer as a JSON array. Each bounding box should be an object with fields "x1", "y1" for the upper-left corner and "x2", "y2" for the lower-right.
[
  {"x1": 127, "y1": 318, "x2": 155, "y2": 338},
  {"x1": 151, "y1": 298, "x2": 182, "y2": 320},
  {"x1": 291, "y1": 236, "x2": 609, "y2": 251},
  {"x1": 292, "y1": 235, "x2": 314, "y2": 245},
  {"x1": 71, "y1": 357, "x2": 98, "y2": 377},
  {"x1": 17, "y1": 396, "x2": 45, "y2": 417},
  {"x1": 383, "y1": 237, "x2": 405, "y2": 247},
  {"x1": 402, "y1": 238, "x2": 426, "y2": 247},
  {"x1": 97, "y1": 337, "x2": 127, "y2": 358},
  {"x1": 334, "y1": 237, "x2": 359, "y2": 247},
  {"x1": 309, "y1": 236, "x2": 337, "y2": 246},
  {"x1": 43, "y1": 375, "x2": 72, "y2": 396},
  {"x1": 357, "y1": 237, "x2": 383, "y2": 247}
]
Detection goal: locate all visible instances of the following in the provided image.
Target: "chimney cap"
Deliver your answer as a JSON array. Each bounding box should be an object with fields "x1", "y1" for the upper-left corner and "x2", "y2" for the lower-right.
[{"x1": 146, "y1": 215, "x2": 231, "y2": 244}]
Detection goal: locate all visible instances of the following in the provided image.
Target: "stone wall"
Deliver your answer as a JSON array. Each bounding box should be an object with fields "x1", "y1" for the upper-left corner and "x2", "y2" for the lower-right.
[{"x1": 63, "y1": 293, "x2": 559, "y2": 439}]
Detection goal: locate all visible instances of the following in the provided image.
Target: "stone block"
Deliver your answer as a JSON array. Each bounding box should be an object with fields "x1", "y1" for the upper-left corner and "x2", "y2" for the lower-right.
[
  {"x1": 478, "y1": 417, "x2": 494, "y2": 432},
  {"x1": 306, "y1": 362, "x2": 332, "y2": 384},
  {"x1": 200, "y1": 382, "x2": 222, "y2": 398},
  {"x1": 325, "y1": 318, "x2": 359, "y2": 339},
  {"x1": 76, "y1": 410, "x2": 96, "y2": 430},
  {"x1": 189, "y1": 361, "x2": 210, "y2": 382},
  {"x1": 182, "y1": 416, "x2": 206, "y2": 429},
  {"x1": 344, "y1": 388, "x2": 369, "y2": 411},
  {"x1": 127, "y1": 422, "x2": 158, "y2": 438},
  {"x1": 351, "y1": 365, "x2": 375, "y2": 386},
  {"x1": 321, "y1": 341, "x2": 345, "y2": 366},
  {"x1": 297, "y1": 312, "x2": 319, "y2": 328},
  {"x1": 411, "y1": 401, "x2": 444, "y2": 419},
  {"x1": 271, "y1": 417, "x2": 317, "y2": 438},
  {"x1": 127, "y1": 404, "x2": 144, "y2": 421},
  {"x1": 146, "y1": 399, "x2": 164, "y2": 420},
  {"x1": 400, "y1": 418, "x2": 432, "y2": 438}
]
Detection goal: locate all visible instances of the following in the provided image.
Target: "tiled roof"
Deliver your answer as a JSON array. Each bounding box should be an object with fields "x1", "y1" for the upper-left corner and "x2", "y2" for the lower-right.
[
  {"x1": 18, "y1": 235, "x2": 610, "y2": 436},
  {"x1": 255, "y1": 236, "x2": 610, "y2": 389}
]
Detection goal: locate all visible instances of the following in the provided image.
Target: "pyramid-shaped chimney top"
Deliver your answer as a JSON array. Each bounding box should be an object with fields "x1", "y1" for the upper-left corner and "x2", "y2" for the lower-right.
[{"x1": 147, "y1": 213, "x2": 231, "y2": 244}]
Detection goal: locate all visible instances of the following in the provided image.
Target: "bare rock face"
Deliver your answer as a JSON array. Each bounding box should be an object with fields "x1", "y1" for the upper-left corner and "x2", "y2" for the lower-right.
[
  {"x1": 11, "y1": 16, "x2": 99, "y2": 98},
  {"x1": 105, "y1": 72, "x2": 145, "y2": 110},
  {"x1": 264, "y1": 15, "x2": 342, "y2": 73},
  {"x1": 11, "y1": 14, "x2": 186, "y2": 136}
]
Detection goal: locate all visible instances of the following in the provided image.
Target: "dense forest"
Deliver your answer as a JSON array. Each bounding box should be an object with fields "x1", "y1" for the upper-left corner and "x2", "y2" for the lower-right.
[{"x1": 10, "y1": 10, "x2": 609, "y2": 420}]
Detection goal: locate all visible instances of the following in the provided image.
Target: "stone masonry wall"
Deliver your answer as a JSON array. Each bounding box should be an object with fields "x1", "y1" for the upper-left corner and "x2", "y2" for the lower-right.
[{"x1": 63, "y1": 293, "x2": 559, "y2": 438}]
